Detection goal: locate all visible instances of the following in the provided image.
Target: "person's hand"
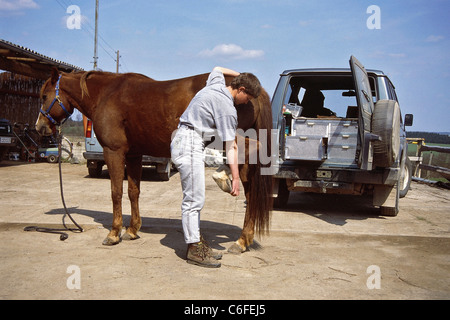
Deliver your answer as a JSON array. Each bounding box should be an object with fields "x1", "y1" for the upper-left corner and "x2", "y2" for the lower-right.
[{"x1": 230, "y1": 178, "x2": 240, "y2": 197}]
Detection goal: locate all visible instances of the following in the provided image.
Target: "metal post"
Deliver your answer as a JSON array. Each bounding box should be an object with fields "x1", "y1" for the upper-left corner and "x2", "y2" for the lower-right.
[
  {"x1": 93, "y1": 0, "x2": 99, "y2": 70},
  {"x1": 116, "y1": 50, "x2": 119, "y2": 73}
]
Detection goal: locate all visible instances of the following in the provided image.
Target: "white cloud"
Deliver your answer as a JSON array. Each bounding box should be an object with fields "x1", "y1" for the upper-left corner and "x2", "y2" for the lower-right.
[
  {"x1": 388, "y1": 53, "x2": 406, "y2": 58},
  {"x1": 425, "y1": 35, "x2": 445, "y2": 43},
  {"x1": 298, "y1": 20, "x2": 313, "y2": 27},
  {"x1": 199, "y1": 44, "x2": 264, "y2": 60},
  {"x1": 260, "y1": 24, "x2": 273, "y2": 29},
  {"x1": 0, "y1": 0, "x2": 38, "y2": 11},
  {"x1": 370, "y1": 51, "x2": 406, "y2": 59}
]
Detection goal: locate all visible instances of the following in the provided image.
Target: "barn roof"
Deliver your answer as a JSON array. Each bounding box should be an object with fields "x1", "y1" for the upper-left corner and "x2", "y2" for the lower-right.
[{"x1": 0, "y1": 39, "x2": 84, "y2": 80}]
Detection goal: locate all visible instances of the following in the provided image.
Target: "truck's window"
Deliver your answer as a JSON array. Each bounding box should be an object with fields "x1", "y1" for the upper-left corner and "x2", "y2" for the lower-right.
[
  {"x1": 376, "y1": 76, "x2": 397, "y2": 102},
  {"x1": 376, "y1": 77, "x2": 388, "y2": 101},
  {"x1": 284, "y1": 76, "x2": 359, "y2": 118},
  {"x1": 283, "y1": 75, "x2": 379, "y2": 118},
  {"x1": 387, "y1": 81, "x2": 398, "y2": 102}
]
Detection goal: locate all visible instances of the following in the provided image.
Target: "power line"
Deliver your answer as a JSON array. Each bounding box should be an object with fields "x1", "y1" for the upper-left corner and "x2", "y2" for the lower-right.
[
  {"x1": 119, "y1": 55, "x2": 130, "y2": 73},
  {"x1": 56, "y1": 0, "x2": 120, "y2": 70}
]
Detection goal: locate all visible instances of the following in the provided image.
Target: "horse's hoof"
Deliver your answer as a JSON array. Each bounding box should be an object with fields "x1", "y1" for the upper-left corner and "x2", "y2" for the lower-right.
[
  {"x1": 102, "y1": 236, "x2": 121, "y2": 246},
  {"x1": 228, "y1": 243, "x2": 246, "y2": 254},
  {"x1": 122, "y1": 232, "x2": 140, "y2": 241},
  {"x1": 212, "y1": 165, "x2": 232, "y2": 193}
]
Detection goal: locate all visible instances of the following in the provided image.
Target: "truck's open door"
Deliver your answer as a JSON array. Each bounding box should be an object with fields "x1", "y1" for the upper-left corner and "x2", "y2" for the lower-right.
[{"x1": 349, "y1": 55, "x2": 376, "y2": 170}]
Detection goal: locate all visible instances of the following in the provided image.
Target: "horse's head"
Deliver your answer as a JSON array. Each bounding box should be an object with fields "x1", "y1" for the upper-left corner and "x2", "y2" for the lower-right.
[{"x1": 35, "y1": 69, "x2": 74, "y2": 136}]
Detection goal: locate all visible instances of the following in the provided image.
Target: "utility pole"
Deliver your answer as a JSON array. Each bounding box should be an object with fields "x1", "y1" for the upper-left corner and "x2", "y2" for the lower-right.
[
  {"x1": 93, "y1": 0, "x2": 99, "y2": 70},
  {"x1": 116, "y1": 50, "x2": 120, "y2": 73}
]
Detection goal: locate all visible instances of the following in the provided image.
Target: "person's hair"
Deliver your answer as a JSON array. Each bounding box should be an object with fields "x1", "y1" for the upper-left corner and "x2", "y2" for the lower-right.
[{"x1": 230, "y1": 73, "x2": 262, "y2": 98}]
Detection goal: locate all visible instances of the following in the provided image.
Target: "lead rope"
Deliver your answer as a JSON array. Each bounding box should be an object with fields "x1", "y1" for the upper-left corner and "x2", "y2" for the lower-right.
[{"x1": 24, "y1": 127, "x2": 83, "y2": 240}]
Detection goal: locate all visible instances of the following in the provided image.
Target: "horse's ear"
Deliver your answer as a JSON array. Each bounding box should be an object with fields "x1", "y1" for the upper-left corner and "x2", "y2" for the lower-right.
[{"x1": 50, "y1": 68, "x2": 60, "y2": 84}]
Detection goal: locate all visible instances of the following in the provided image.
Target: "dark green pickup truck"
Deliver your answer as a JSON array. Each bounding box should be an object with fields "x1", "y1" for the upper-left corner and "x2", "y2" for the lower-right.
[{"x1": 271, "y1": 56, "x2": 414, "y2": 216}]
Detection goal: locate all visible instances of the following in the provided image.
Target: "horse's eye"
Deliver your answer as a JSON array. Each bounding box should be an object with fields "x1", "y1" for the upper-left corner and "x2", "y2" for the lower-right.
[{"x1": 42, "y1": 95, "x2": 47, "y2": 101}]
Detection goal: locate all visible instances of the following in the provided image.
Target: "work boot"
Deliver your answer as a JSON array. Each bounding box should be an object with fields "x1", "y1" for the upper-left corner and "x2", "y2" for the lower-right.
[
  {"x1": 186, "y1": 239, "x2": 221, "y2": 268},
  {"x1": 200, "y1": 235, "x2": 223, "y2": 260}
]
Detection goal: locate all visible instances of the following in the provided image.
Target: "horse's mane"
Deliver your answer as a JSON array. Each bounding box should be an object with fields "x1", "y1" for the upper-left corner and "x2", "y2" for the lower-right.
[{"x1": 80, "y1": 71, "x2": 93, "y2": 99}]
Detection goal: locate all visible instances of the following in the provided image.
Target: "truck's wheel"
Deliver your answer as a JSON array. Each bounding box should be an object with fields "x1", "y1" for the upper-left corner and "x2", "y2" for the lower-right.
[
  {"x1": 156, "y1": 161, "x2": 171, "y2": 181},
  {"x1": 399, "y1": 157, "x2": 412, "y2": 198},
  {"x1": 273, "y1": 178, "x2": 289, "y2": 208},
  {"x1": 88, "y1": 163, "x2": 103, "y2": 178},
  {"x1": 0, "y1": 148, "x2": 6, "y2": 162},
  {"x1": 372, "y1": 100, "x2": 401, "y2": 168}
]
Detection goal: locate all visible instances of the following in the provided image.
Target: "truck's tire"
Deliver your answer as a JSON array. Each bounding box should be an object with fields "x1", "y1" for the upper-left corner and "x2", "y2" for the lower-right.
[
  {"x1": 273, "y1": 178, "x2": 290, "y2": 208},
  {"x1": 399, "y1": 156, "x2": 412, "y2": 198},
  {"x1": 0, "y1": 148, "x2": 6, "y2": 162},
  {"x1": 88, "y1": 163, "x2": 103, "y2": 178},
  {"x1": 156, "y1": 161, "x2": 171, "y2": 181},
  {"x1": 372, "y1": 100, "x2": 401, "y2": 168}
]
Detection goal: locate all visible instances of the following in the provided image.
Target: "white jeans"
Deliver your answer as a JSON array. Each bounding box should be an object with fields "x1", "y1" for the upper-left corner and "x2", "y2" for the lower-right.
[{"x1": 170, "y1": 125, "x2": 205, "y2": 244}]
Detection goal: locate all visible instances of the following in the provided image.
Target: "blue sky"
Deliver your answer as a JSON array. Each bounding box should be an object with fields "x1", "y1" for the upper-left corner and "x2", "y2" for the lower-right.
[{"x1": 1, "y1": 0, "x2": 449, "y2": 132}]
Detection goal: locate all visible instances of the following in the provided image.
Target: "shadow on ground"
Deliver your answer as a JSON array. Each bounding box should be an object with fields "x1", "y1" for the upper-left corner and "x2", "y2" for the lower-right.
[{"x1": 43, "y1": 206, "x2": 248, "y2": 259}]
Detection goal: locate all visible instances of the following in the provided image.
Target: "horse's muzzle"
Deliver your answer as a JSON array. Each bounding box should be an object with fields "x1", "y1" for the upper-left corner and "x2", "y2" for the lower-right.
[{"x1": 35, "y1": 114, "x2": 55, "y2": 136}]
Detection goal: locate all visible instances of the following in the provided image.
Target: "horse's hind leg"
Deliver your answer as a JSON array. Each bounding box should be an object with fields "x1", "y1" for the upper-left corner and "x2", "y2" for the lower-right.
[
  {"x1": 102, "y1": 148, "x2": 125, "y2": 245},
  {"x1": 122, "y1": 155, "x2": 142, "y2": 241},
  {"x1": 228, "y1": 180, "x2": 255, "y2": 254},
  {"x1": 229, "y1": 208, "x2": 255, "y2": 254}
]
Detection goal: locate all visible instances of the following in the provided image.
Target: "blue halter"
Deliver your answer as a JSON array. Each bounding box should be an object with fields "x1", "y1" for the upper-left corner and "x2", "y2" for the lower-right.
[{"x1": 40, "y1": 75, "x2": 73, "y2": 126}]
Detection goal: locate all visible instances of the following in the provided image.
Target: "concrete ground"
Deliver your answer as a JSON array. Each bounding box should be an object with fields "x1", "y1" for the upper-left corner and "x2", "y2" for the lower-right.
[{"x1": 0, "y1": 161, "x2": 449, "y2": 300}]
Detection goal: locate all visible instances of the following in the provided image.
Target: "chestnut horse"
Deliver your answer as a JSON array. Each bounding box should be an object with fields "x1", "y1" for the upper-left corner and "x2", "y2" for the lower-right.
[{"x1": 36, "y1": 68, "x2": 272, "y2": 253}]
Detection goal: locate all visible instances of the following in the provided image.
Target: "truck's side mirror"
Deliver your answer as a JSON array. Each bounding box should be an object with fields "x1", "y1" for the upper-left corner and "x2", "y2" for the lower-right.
[{"x1": 404, "y1": 114, "x2": 413, "y2": 127}]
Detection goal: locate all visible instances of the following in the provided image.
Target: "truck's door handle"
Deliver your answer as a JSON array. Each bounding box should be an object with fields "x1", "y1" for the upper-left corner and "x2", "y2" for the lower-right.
[{"x1": 362, "y1": 90, "x2": 370, "y2": 102}]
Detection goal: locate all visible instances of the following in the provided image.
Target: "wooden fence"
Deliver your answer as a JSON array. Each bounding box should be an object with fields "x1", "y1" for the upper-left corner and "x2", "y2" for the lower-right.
[{"x1": 407, "y1": 138, "x2": 450, "y2": 181}]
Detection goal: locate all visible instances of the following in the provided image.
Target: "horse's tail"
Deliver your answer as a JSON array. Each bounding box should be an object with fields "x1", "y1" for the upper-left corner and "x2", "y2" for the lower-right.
[
  {"x1": 247, "y1": 158, "x2": 273, "y2": 236},
  {"x1": 248, "y1": 89, "x2": 273, "y2": 236}
]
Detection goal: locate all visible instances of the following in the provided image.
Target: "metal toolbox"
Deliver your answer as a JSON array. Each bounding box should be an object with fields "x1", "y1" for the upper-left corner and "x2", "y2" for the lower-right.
[{"x1": 284, "y1": 118, "x2": 358, "y2": 165}]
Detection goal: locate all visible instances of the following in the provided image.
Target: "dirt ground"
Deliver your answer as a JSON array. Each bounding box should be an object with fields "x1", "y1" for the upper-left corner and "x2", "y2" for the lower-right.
[{"x1": 0, "y1": 160, "x2": 449, "y2": 300}]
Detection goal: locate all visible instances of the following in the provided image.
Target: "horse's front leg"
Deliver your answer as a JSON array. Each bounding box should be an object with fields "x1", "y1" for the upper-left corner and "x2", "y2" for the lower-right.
[
  {"x1": 122, "y1": 155, "x2": 142, "y2": 241},
  {"x1": 102, "y1": 148, "x2": 125, "y2": 245}
]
